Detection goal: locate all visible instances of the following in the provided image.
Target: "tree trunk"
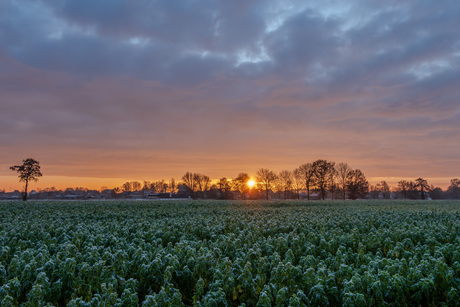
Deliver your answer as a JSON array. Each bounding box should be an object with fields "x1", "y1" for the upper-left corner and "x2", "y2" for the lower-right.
[{"x1": 23, "y1": 179, "x2": 29, "y2": 201}]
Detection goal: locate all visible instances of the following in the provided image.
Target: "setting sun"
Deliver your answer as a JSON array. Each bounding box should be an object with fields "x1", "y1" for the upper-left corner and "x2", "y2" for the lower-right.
[{"x1": 248, "y1": 180, "x2": 255, "y2": 187}]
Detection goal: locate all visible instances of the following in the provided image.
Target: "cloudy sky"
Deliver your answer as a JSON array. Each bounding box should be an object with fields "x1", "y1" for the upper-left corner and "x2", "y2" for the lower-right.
[{"x1": 1, "y1": 0, "x2": 459, "y2": 190}]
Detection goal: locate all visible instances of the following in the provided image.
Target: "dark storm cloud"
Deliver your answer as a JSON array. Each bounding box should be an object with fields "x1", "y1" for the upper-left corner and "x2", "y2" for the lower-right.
[{"x1": 1, "y1": 0, "x2": 459, "y2": 183}]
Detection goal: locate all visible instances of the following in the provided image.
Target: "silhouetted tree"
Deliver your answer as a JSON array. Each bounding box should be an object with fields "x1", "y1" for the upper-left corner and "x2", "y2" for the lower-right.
[
  {"x1": 346, "y1": 169, "x2": 369, "y2": 200},
  {"x1": 256, "y1": 168, "x2": 278, "y2": 200},
  {"x1": 278, "y1": 170, "x2": 293, "y2": 200},
  {"x1": 194, "y1": 174, "x2": 202, "y2": 191},
  {"x1": 150, "y1": 181, "x2": 159, "y2": 192},
  {"x1": 381, "y1": 181, "x2": 391, "y2": 199},
  {"x1": 370, "y1": 181, "x2": 391, "y2": 199},
  {"x1": 295, "y1": 163, "x2": 315, "y2": 200},
  {"x1": 110, "y1": 187, "x2": 121, "y2": 198},
  {"x1": 430, "y1": 186, "x2": 444, "y2": 199},
  {"x1": 232, "y1": 173, "x2": 250, "y2": 199},
  {"x1": 218, "y1": 177, "x2": 232, "y2": 199},
  {"x1": 328, "y1": 167, "x2": 338, "y2": 200},
  {"x1": 292, "y1": 169, "x2": 304, "y2": 199},
  {"x1": 142, "y1": 181, "x2": 151, "y2": 191},
  {"x1": 194, "y1": 174, "x2": 211, "y2": 198},
  {"x1": 122, "y1": 182, "x2": 132, "y2": 192},
  {"x1": 397, "y1": 180, "x2": 410, "y2": 199},
  {"x1": 447, "y1": 178, "x2": 460, "y2": 199},
  {"x1": 132, "y1": 181, "x2": 141, "y2": 192},
  {"x1": 402, "y1": 181, "x2": 418, "y2": 199},
  {"x1": 120, "y1": 181, "x2": 141, "y2": 192},
  {"x1": 182, "y1": 172, "x2": 196, "y2": 198},
  {"x1": 336, "y1": 162, "x2": 351, "y2": 200},
  {"x1": 169, "y1": 178, "x2": 177, "y2": 193},
  {"x1": 312, "y1": 159, "x2": 335, "y2": 200},
  {"x1": 415, "y1": 178, "x2": 429, "y2": 200},
  {"x1": 10, "y1": 158, "x2": 43, "y2": 201},
  {"x1": 152, "y1": 180, "x2": 168, "y2": 193}
]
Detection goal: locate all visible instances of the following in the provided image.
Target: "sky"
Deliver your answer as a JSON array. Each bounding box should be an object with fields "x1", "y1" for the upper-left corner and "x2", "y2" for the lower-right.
[{"x1": 1, "y1": 0, "x2": 459, "y2": 191}]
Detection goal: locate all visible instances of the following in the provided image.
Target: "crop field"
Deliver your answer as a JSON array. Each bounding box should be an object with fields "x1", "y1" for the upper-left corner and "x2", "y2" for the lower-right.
[{"x1": 0, "y1": 200, "x2": 460, "y2": 306}]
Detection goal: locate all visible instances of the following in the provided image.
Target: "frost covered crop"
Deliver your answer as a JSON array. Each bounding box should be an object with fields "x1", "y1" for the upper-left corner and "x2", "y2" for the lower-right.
[{"x1": 0, "y1": 200, "x2": 459, "y2": 306}]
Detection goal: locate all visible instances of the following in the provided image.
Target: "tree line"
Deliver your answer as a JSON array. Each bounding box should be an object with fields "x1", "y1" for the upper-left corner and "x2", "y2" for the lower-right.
[
  {"x1": 7, "y1": 158, "x2": 460, "y2": 201},
  {"x1": 111, "y1": 159, "x2": 369, "y2": 200},
  {"x1": 369, "y1": 178, "x2": 460, "y2": 200}
]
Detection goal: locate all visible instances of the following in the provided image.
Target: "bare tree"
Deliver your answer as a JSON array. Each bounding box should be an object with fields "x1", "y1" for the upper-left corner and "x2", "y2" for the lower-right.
[
  {"x1": 447, "y1": 178, "x2": 460, "y2": 199},
  {"x1": 169, "y1": 178, "x2": 177, "y2": 194},
  {"x1": 292, "y1": 169, "x2": 304, "y2": 199},
  {"x1": 370, "y1": 181, "x2": 391, "y2": 199},
  {"x1": 132, "y1": 181, "x2": 142, "y2": 192},
  {"x1": 122, "y1": 181, "x2": 141, "y2": 192},
  {"x1": 256, "y1": 168, "x2": 278, "y2": 200},
  {"x1": 278, "y1": 170, "x2": 293, "y2": 200},
  {"x1": 415, "y1": 178, "x2": 429, "y2": 200},
  {"x1": 122, "y1": 182, "x2": 132, "y2": 192},
  {"x1": 182, "y1": 172, "x2": 196, "y2": 198},
  {"x1": 156, "y1": 180, "x2": 168, "y2": 193},
  {"x1": 346, "y1": 169, "x2": 369, "y2": 200},
  {"x1": 232, "y1": 173, "x2": 250, "y2": 199},
  {"x1": 397, "y1": 180, "x2": 410, "y2": 199},
  {"x1": 143, "y1": 181, "x2": 151, "y2": 191},
  {"x1": 312, "y1": 159, "x2": 336, "y2": 200},
  {"x1": 112, "y1": 187, "x2": 122, "y2": 198},
  {"x1": 202, "y1": 175, "x2": 211, "y2": 193},
  {"x1": 194, "y1": 174, "x2": 211, "y2": 198},
  {"x1": 295, "y1": 163, "x2": 315, "y2": 200},
  {"x1": 194, "y1": 173, "x2": 203, "y2": 191},
  {"x1": 336, "y1": 163, "x2": 351, "y2": 200},
  {"x1": 328, "y1": 167, "x2": 338, "y2": 200},
  {"x1": 218, "y1": 177, "x2": 232, "y2": 199},
  {"x1": 10, "y1": 158, "x2": 43, "y2": 201}
]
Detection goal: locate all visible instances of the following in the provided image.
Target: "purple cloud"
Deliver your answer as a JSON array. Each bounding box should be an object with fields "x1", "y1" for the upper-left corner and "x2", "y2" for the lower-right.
[{"x1": 1, "y1": 0, "x2": 459, "y2": 187}]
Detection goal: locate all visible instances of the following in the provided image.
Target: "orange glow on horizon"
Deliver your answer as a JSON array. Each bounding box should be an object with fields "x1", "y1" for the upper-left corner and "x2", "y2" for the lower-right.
[
  {"x1": 0, "y1": 174, "x2": 454, "y2": 192},
  {"x1": 0, "y1": 175, "x2": 126, "y2": 192}
]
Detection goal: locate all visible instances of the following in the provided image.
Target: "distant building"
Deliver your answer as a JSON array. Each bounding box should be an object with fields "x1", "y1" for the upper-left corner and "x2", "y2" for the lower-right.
[
  {"x1": 29, "y1": 190, "x2": 38, "y2": 199},
  {"x1": 64, "y1": 195, "x2": 80, "y2": 199}
]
